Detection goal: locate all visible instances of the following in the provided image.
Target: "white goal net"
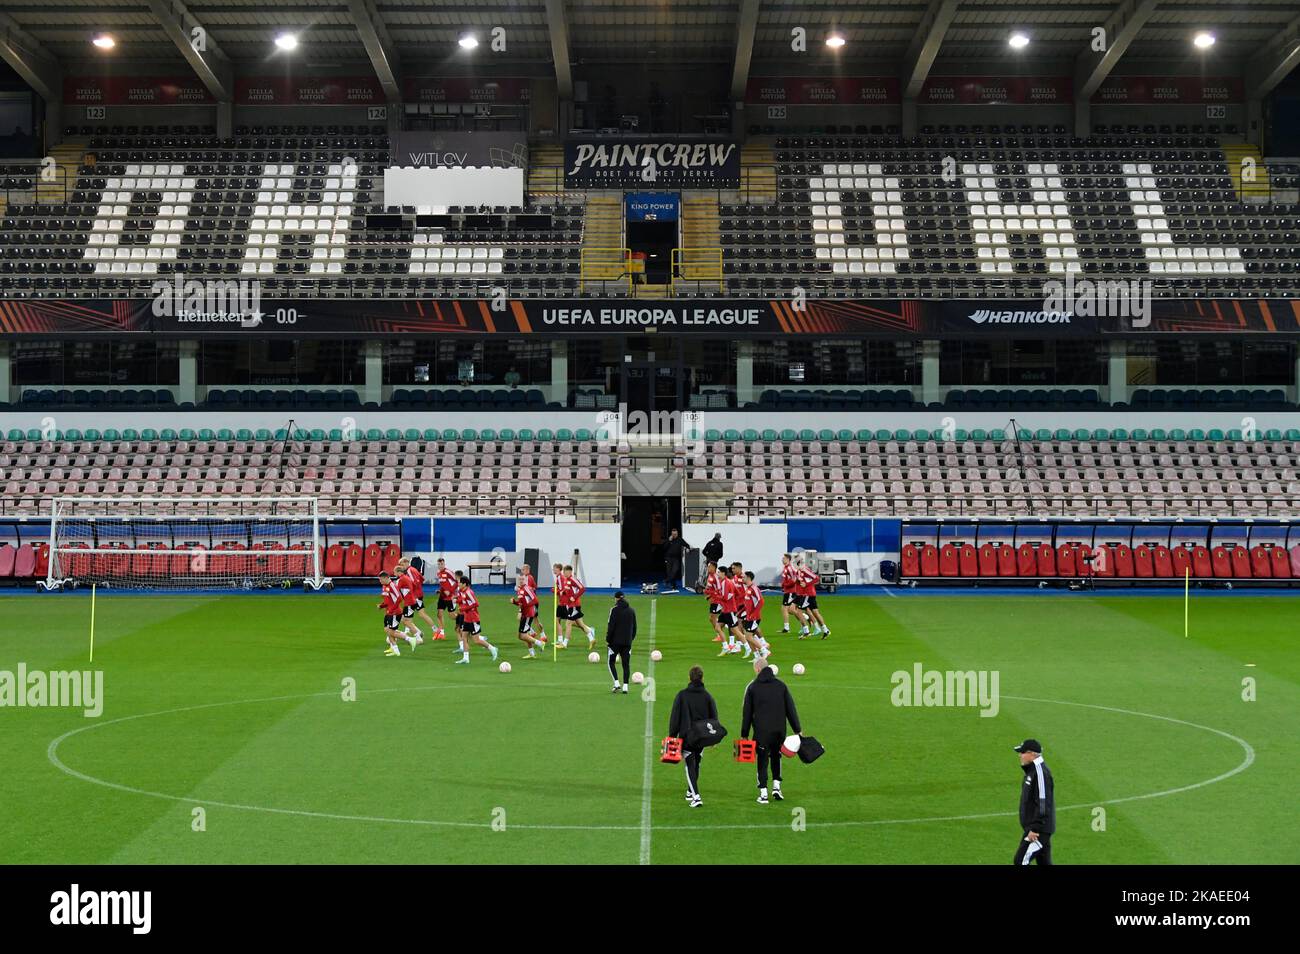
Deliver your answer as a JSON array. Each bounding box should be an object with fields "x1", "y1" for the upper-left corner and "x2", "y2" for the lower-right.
[{"x1": 46, "y1": 497, "x2": 322, "y2": 591}]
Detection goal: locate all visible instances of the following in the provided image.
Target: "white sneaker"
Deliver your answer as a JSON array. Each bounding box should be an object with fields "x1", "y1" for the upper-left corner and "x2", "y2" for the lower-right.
[
  {"x1": 612, "y1": 682, "x2": 621, "y2": 693},
  {"x1": 489, "y1": 644, "x2": 499, "y2": 662},
  {"x1": 757, "y1": 789, "x2": 769, "y2": 805}
]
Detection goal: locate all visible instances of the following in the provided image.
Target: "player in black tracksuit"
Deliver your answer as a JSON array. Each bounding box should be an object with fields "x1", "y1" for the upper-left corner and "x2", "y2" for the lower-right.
[
  {"x1": 605, "y1": 591, "x2": 636, "y2": 693},
  {"x1": 1012, "y1": 738, "x2": 1055, "y2": 865},
  {"x1": 667, "y1": 666, "x2": 719, "y2": 807},
  {"x1": 741, "y1": 660, "x2": 802, "y2": 804}
]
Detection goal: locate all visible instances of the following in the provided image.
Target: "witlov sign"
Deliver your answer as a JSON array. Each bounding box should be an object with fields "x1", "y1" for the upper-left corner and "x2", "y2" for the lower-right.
[
  {"x1": 390, "y1": 132, "x2": 528, "y2": 169},
  {"x1": 565, "y1": 139, "x2": 740, "y2": 187}
]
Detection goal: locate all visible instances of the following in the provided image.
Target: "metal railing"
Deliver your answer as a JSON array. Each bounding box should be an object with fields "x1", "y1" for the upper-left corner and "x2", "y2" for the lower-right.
[
  {"x1": 0, "y1": 495, "x2": 621, "y2": 522},
  {"x1": 0, "y1": 160, "x2": 75, "y2": 207},
  {"x1": 687, "y1": 493, "x2": 1300, "y2": 522},
  {"x1": 671, "y1": 246, "x2": 724, "y2": 294},
  {"x1": 579, "y1": 246, "x2": 632, "y2": 294}
]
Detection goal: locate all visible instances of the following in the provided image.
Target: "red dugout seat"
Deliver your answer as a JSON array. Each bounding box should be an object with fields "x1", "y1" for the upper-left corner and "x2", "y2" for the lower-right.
[
  {"x1": 900, "y1": 544, "x2": 920, "y2": 577},
  {"x1": 958, "y1": 543, "x2": 978, "y2": 577},
  {"x1": 1036, "y1": 543, "x2": 1056, "y2": 576},
  {"x1": 977, "y1": 543, "x2": 997, "y2": 576},
  {"x1": 33, "y1": 543, "x2": 49, "y2": 578},
  {"x1": 1133, "y1": 545, "x2": 1154, "y2": 578},
  {"x1": 920, "y1": 544, "x2": 939, "y2": 576},
  {"x1": 1249, "y1": 546, "x2": 1272, "y2": 579},
  {"x1": 324, "y1": 544, "x2": 345, "y2": 577},
  {"x1": 382, "y1": 544, "x2": 402, "y2": 574},
  {"x1": 0, "y1": 544, "x2": 14, "y2": 577},
  {"x1": 1113, "y1": 544, "x2": 1135, "y2": 578},
  {"x1": 343, "y1": 543, "x2": 364, "y2": 576},
  {"x1": 1093, "y1": 545, "x2": 1116, "y2": 577},
  {"x1": 997, "y1": 544, "x2": 1017, "y2": 576},
  {"x1": 1017, "y1": 543, "x2": 1037, "y2": 576},
  {"x1": 1192, "y1": 546, "x2": 1212, "y2": 578},
  {"x1": 1230, "y1": 547, "x2": 1252, "y2": 578},
  {"x1": 1055, "y1": 543, "x2": 1075, "y2": 576},
  {"x1": 938, "y1": 543, "x2": 959, "y2": 577},
  {"x1": 363, "y1": 543, "x2": 384, "y2": 577},
  {"x1": 1210, "y1": 546, "x2": 1233, "y2": 579},
  {"x1": 1152, "y1": 545, "x2": 1174, "y2": 578},
  {"x1": 1171, "y1": 546, "x2": 1193, "y2": 579},
  {"x1": 1269, "y1": 547, "x2": 1290, "y2": 578}
]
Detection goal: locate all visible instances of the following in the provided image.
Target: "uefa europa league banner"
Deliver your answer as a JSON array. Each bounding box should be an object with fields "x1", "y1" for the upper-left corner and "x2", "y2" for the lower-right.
[{"x1": 564, "y1": 139, "x2": 741, "y2": 188}]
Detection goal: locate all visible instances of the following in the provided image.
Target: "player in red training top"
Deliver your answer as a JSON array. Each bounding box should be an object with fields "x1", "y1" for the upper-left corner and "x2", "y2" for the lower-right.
[
  {"x1": 742, "y1": 569, "x2": 770, "y2": 659},
  {"x1": 378, "y1": 571, "x2": 422, "y2": 657},
  {"x1": 556, "y1": 564, "x2": 597, "y2": 650},
  {"x1": 453, "y1": 575, "x2": 499, "y2": 665},
  {"x1": 793, "y1": 554, "x2": 831, "y2": 639},
  {"x1": 703, "y1": 561, "x2": 726, "y2": 643},
  {"x1": 433, "y1": 557, "x2": 458, "y2": 639},
  {"x1": 395, "y1": 556, "x2": 440, "y2": 640},
  {"x1": 512, "y1": 568, "x2": 550, "y2": 658},
  {"x1": 779, "y1": 553, "x2": 807, "y2": 635},
  {"x1": 715, "y1": 562, "x2": 746, "y2": 656}
]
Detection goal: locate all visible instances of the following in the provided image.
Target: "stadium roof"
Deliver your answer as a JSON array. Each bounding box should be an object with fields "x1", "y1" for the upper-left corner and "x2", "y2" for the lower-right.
[{"x1": 0, "y1": 1, "x2": 1297, "y2": 102}]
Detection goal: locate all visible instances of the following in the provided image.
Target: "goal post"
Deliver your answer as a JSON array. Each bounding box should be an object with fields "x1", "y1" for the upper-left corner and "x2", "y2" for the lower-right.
[{"x1": 45, "y1": 497, "x2": 325, "y2": 591}]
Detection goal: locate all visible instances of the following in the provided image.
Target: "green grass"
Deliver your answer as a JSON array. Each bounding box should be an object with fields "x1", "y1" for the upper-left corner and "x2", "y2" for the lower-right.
[{"x1": 0, "y1": 589, "x2": 1296, "y2": 864}]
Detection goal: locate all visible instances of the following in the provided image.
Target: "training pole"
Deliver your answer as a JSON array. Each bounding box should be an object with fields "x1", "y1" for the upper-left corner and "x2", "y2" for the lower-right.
[
  {"x1": 89, "y1": 583, "x2": 97, "y2": 662},
  {"x1": 553, "y1": 574, "x2": 558, "y2": 663},
  {"x1": 1184, "y1": 568, "x2": 1190, "y2": 638}
]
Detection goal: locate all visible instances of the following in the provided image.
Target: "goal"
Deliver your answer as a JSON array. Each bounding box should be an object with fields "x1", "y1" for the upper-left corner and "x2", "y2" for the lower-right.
[{"x1": 45, "y1": 497, "x2": 325, "y2": 591}]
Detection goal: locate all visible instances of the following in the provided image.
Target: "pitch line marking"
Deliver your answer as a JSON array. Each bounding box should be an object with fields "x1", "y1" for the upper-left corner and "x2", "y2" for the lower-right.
[
  {"x1": 46, "y1": 684, "x2": 1255, "y2": 833},
  {"x1": 638, "y1": 599, "x2": 657, "y2": 865}
]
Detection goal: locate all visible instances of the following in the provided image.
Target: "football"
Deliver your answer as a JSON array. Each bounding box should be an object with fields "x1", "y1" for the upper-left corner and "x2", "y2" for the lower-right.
[
  {"x1": 650, "y1": 649, "x2": 662, "y2": 662},
  {"x1": 587, "y1": 652, "x2": 599, "y2": 663},
  {"x1": 498, "y1": 662, "x2": 511, "y2": 674},
  {"x1": 793, "y1": 663, "x2": 806, "y2": 676},
  {"x1": 631, "y1": 671, "x2": 644, "y2": 684}
]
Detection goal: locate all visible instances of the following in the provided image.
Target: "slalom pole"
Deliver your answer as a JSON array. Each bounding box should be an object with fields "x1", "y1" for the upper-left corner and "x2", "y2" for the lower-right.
[
  {"x1": 1184, "y1": 568, "x2": 1190, "y2": 638},
  {"x1": 553, "y1": 576, "x2": 559, "y2": 663},
  {"x1": 89, "y1": 583, "x2": 97, "y2": 663}
]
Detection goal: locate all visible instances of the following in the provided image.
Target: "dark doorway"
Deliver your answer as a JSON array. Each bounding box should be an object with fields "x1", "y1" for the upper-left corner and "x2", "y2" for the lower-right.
[
  {"x1": 620, "y1": 495, "x2": 682, "y2": 585},
  {"x1": 620, "y1": 337, "x2": 681, "y2": 417},
  {"x1": 626, "y1": 219, "x2": 676, "y2": 284}
]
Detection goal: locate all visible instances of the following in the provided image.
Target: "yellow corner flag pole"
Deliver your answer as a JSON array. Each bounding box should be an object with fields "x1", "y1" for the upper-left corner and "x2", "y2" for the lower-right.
[
  {"x1": 1184, "y1": 568, "x2": 1190, "y2": 638},
  {"x1": 89, "y1": 583, "x2": 97, "y2": 662},
  {"x1": 553, "y1": 583, "x2": 559, "y2": 663}
]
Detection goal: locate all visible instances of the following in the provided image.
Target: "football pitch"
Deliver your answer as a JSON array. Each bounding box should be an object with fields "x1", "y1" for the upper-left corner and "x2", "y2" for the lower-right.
[{"x1": 0, "y1": 589, "x2": 1295, "y2": 865}]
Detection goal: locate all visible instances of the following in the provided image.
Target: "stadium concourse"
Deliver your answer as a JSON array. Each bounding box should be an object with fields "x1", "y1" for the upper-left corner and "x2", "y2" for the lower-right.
[{"x1": 0, "y1": 0, "x2": 1298, "y2": 888}]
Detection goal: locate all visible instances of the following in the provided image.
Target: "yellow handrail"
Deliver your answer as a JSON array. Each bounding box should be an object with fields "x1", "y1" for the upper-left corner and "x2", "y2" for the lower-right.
[
  {"x1": 671, "y1": 247, "x2": 723, "y2": 294},
  {"x1": 580, "y1": 247, "x2": 632, "y2": 293}
]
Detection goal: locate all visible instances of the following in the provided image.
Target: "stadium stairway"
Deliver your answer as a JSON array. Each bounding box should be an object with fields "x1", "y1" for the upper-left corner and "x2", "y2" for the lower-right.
[
  {"x1": 39, "y1": 138, "x2": 88, "y2": 205},
  {"x1": 1222, "y1": 141, "x2": 1272, "y2": 202},
  {"x1": 736, "y1": 139, "x2": 777, "y2": 204},
  {"x1": 678, "y1": 193, "x2": 724, "y2": 294},
  {"x1": 579, "y1": 192, "x2": 627, "y2": 292},
  {"x1": 527, "y1": 142, "x2": 565, "y2": 197}
]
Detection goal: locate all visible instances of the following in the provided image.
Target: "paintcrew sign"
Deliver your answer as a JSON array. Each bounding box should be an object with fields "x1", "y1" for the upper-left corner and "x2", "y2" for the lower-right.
[{"x1": 565, "y1": 139, "x2": 740, "y2": 187}]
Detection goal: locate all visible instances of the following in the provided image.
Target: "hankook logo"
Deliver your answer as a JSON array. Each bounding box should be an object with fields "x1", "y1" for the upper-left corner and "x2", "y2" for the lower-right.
[{"x1": 968, "y1": 309, "x2": 1074, "y2": 325}]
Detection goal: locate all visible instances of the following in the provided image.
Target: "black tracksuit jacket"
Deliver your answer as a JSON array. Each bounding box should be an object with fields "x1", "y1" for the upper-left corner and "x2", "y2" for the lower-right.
[
  {"x1": 741, "y1": 668, "x2": 802, "y2": 740},
  {"x1": 1019, "y1": 757, "x2": 1056, "y2": 834}
]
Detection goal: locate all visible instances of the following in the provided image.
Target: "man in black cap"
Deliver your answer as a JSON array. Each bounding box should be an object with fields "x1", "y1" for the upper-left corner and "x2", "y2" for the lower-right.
[
  {"x1": 1012, "y1": 739, "x2": 1055, "y2": 865},
  {"x1": 741, "y1": 657, "x2": 802, "y2": 804},
  {"x1": 605, "y1": 590, "x2": 637, "y2": 694}
]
